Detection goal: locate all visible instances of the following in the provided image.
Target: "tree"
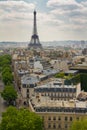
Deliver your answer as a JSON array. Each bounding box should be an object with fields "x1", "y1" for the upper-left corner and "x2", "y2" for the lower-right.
[
  {"x1": 0, "y1": 55, "x2": 11, "y2": 67},
  {"x1": 70, "y1": 74, "x2": 80, "y2": 85},
  {"x1": 80, "y1": 73, "x2": 87, "y2": 91},
  {"x1": 1, "y1": 85, "x2": 17, "y2": 105},
  {"x1": 70, "y1": 119, "x2": 87, "y2": 130},
  {"x1": 0, "y1": 55, "x2": 11, "y2": 72},
  {"x1": 2, "y1": 71, "x2": 13, "y2": 85},
  {"x1": 2, "y1": 66, "x2": 11, "y2": 74},
  {"x1": 0, "y1": 106, "x2": 43, "y2": 130},
  {"x1": 55, "y1": 72, "x2": 65, "y2": 78}
]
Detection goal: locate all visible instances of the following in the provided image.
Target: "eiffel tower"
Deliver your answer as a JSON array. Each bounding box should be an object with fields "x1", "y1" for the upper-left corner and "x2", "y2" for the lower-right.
[{"x1": 28, "y1": 11, "x2": 42, "y2": 49}]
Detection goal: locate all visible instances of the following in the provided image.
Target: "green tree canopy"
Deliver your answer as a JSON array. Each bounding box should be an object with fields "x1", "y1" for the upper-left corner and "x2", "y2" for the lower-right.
[
  {"x1": 55, "y1": 72, "x2": 65, "y2": 78},
  {"x1": 0, "y1": 106, "x2": 43, "y2": 130},
  {"x1": 0, "y1": 55, "x2": 11, "y2": 67},
  {"x1": 2, "y1": 66, "x2": 11, "y2": 75},
  {"x1": 70, "y1": 118, "x2": 87, "y2": 130},
  {"x1": 2, "y1": 71, "x2": 13, "y2": 85},
  {"x1": 1, "y1": 85, "x2": 17, "y2": 105},
  {"x1": 80, "y1": 73, "x2": 87, "y2": 91}
]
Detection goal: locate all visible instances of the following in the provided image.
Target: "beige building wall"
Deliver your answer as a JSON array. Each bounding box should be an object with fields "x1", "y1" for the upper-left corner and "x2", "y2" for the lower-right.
[
  {"x1": 21, "y1": 87, "x2": 27, "y2": 98},
  {"x1": 37, "y1": 112, "x2": 87, "y2": 130}
]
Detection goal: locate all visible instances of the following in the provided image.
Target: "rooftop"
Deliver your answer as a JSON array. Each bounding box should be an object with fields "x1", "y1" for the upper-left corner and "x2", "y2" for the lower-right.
[
  {"x1": 35, "y1": 80, "x2": 76, "y2": 89},
  {"x1": 21, "y1": 75, "x2": 39, "y2": 85},
  {"x1": 65, "y1": 70, "x2": 78, "y2": 74},
  {"x1": 18, "y1": 69, "x2": 29, "y2": 75},
  {"x1": 43, "y1": 69, "x2": 59, "y2": 76},
  {"x1": 29, "y1": 95, "x2": 87, "y2": 113}
]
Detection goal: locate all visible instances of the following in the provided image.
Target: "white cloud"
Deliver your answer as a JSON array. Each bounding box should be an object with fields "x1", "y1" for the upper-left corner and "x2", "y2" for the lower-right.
[
  {"x1": 0, "y1": 1, "x2": 35, "y2": 10},
  {"x1": 38, "y1": 12, "x2": 64, "y2": 27},
  {"x1": 0, "y1": 0, "x2": 35, "y2": 22},
  {"x1": 47, "y1": 0, "x2": 81, "y2": 9},
  {"x1": 81, "y1": 1, "x2": 87, "y2": 7},
  {"x1": 47, "y1": 0, "x2": 83, "y2": 16},
  {"x1": 47, "y1": 0, "x2": 87, "y2": 28},
  {"x1": 0, "y1": 0, "x2": 36, "y2": 41},
  {"x1": 0, "y1": 0, "x2": 87, "y2": 41}
]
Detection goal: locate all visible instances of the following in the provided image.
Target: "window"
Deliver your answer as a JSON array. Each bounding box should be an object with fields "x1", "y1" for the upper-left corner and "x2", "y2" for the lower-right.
[
  {"x1": 70, "y1": 117, "x2": 73, "y2": 121},
  {"x1": 65, "y1": 116, "x2": 68, "y2": 121},
  {"x1": 58, "y1": 124, "x2": 61, "y2": 128},
  {"x1": 27, "y1": 94, "x2": 29, "y2": 98},
  {"x1": 48, "y1": 117, "x2": 51, "y2": 120},
  {"x1": 53, "y1": 124, "x2": 56, "y2": 129},
  {"x1": 53, "y1": 117, "x2": 56, "y2": 120},
  {"x1": 23, "y1": 84, "x2": 26, "y2": 88},
  {"x1": 58, "y1": 117, "x2": 61, "y2": 121},
  {"x1": 48, "y1": 124, "x2": 51, "y2": 128},
  {"x1": 27, "y1": 89, "x2": 29, "y2": 93}
]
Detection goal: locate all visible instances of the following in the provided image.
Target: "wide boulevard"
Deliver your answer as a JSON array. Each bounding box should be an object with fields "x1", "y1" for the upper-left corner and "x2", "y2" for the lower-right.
[{"x1": 0, "y1": 80, "x2": 6, "y2": 121}]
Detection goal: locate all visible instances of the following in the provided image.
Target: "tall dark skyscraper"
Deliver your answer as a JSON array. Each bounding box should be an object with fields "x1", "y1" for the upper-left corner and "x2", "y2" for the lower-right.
[{"x1": 28, "y1": 11, "x2": 42, "y2": 49}]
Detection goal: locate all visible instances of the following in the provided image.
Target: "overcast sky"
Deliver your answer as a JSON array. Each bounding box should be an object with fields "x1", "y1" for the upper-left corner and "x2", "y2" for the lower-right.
[{"x1": 0, "y1": 0, "x2": 87, "y2": 42}]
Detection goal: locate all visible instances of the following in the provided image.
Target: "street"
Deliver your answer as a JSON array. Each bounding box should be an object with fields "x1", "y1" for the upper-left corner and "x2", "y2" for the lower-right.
[{"x1": 0, "y1": 80, "x2": 7, "y2": 121}]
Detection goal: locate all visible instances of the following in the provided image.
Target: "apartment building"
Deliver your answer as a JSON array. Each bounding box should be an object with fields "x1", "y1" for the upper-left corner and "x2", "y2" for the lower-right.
[{"x1": 28, "y1": 79, "x2": 87, "y2": 130}]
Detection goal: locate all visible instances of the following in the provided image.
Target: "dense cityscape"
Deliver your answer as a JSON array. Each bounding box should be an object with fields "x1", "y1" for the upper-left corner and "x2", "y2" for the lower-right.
[{"x1": 0, "y1": 0, "x2": 87, "y2": 130}]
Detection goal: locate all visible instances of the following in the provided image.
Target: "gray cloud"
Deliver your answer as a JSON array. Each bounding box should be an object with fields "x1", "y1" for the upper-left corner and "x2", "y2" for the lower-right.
[
  {"x1": 47, "y1": 0, "x2": 87, "y2": 30},
  {"x1": 0, "y1": 0, "x2": 87, "y2": 41},
  {"x1": 0, "y1": 0, "x2": 35, "y2": 22}
]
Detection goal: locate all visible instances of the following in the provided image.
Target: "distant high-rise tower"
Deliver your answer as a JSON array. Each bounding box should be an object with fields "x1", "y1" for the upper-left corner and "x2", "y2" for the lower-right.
[{"x1": 28, "y1": 11, "x2": 42, "y2": 49}]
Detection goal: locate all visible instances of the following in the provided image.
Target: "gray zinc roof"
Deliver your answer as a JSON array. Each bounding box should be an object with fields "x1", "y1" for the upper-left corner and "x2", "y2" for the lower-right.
[{"x1": 21, "y1": 76, "x2": 39, "y2": 85}]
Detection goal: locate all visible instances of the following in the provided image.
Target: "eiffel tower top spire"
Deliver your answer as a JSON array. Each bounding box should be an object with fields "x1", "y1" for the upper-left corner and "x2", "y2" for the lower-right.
[
  {"x1": 28, "y1": 10, "x2": 42, "y2": 49},
  {"x1": 33, "y1": 10, "x2": 37, "y2": 35}
]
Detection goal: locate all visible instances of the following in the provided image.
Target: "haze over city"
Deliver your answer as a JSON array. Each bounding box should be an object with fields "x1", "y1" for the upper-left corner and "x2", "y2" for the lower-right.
[{"x1": 0, "y1": 0, "x2": 87, "y2": 42}]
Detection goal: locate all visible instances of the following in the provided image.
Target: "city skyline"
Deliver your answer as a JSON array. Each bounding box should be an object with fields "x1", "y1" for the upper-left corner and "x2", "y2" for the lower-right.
[{"x1": 0, "y1": 0, "x2": 87, "y2": 42}]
